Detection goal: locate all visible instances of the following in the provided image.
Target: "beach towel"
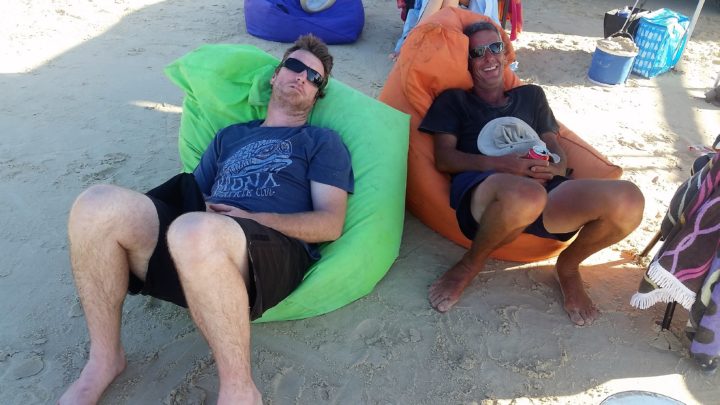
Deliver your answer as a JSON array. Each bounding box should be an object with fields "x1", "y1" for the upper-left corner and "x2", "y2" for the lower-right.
[{"x1": 631, "y1": 153, "x2": 720, "y2": 371}]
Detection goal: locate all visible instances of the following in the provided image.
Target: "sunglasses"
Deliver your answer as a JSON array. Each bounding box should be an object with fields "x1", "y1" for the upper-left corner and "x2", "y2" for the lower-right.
[
  {"x1": 469, "y1": 41, "x2": 504, "y2": 59},
  {"x1": 281, "y1": 57, "x2": 324, "y2": 88}
]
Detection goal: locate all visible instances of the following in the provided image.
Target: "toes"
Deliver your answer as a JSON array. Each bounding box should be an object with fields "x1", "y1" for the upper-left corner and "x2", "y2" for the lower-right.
[
  {"x1": 568, "y1": 310, "x2": 586, "y2": 326},
  {"x1": 567, "y1": 306, "x2": 600, "y2": 326},
  {"x1": 428, "y1": 290, "x2": 455, "y2": 313},
  {"x1": 582, "y1": 307, "x2": 600, "y2": 325},
  {"x1": 433, "y1": 298, "x2": 453, "y2": 313},
  {"x1": 429, "y1": 293, "x2": 449, "y2": 312}
]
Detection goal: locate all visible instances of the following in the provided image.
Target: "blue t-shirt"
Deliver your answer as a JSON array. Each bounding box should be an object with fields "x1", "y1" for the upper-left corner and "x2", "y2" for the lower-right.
[{"x1": 194, "y1": 119, "x2": 354, "y2": 218}]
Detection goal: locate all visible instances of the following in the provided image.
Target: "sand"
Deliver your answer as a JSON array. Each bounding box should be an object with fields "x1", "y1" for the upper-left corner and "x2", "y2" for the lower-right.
[{"x1": 1, "y1": 0, "x2": 719, "y2": 403}]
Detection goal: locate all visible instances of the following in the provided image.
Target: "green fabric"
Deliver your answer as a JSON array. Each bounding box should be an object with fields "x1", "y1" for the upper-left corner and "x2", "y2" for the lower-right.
[{"x1": 164, "y1": 44, "x2": 409, "y2": 322}]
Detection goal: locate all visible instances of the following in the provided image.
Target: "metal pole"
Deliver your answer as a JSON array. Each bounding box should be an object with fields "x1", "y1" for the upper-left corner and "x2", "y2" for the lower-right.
[{"x1": 673, "y1": 0, "x2": 706, "y2": 63}]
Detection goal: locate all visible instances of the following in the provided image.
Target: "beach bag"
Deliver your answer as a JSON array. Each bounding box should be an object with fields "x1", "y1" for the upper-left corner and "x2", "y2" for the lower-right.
[
  {"x1": 632, "y1": 8, "x2": 690, "y2": 78},
  {"x1": 244, "y1": 0, "x2": 364, "y2": 45}
]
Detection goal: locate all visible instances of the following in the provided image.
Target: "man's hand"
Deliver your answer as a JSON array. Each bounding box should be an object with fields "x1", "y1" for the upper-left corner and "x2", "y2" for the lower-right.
[
  {"x1": 203, "y1": 181, "x2": 347, "y2": 243},
  {"x1": 206, "y1": 202, "x2": 253, "y2": 220},
  {"x1": 494, "y1": 155, "x2": 568, "y2": 184},
  {"x1": 527, "y1": 161, "x2": 567, "y2": 183}
]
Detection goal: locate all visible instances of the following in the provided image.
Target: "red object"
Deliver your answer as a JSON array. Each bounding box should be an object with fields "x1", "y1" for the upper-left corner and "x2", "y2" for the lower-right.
[
  {"x1": 525, "y1": 145, "x2": 550, "y2": 160},
  {"x1": 398, "y1": 0, "x2": 408, "y2": 21},
  {"x1": 499, "y1": 0, "x2": 523, "y2": 41}
]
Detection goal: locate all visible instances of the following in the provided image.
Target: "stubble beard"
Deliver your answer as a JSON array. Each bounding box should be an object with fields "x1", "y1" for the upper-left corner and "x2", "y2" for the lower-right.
[{"x1": 271, "y1": 86, "x2": 315, "y2": 118}]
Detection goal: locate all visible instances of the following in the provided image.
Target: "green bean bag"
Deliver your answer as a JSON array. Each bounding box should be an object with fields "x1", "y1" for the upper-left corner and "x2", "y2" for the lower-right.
[{"x1": 164, "y1": 44, "x2": 409, "y2": 322}]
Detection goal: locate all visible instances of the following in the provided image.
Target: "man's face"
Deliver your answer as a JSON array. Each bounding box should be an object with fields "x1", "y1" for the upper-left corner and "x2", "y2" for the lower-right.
[
  {"x1": 468, "y1": 30, "x2": 505, "y2": 90},
  {"x1": 270, "y1": 50, "x2": 325, "y2": 110}
]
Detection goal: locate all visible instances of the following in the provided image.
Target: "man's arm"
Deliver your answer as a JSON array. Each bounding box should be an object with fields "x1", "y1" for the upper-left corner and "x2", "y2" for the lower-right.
[
  {"x1": 206, "y1": 181, "x2": 348, "y2": 243},
  {"x1": 434, "y1": 132, "x2": 553, "y2": 181}
]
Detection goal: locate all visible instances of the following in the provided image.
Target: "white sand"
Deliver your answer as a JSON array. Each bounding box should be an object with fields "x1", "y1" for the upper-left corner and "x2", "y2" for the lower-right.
[{"x1": 1, "y1": 0, "x2": 719, "y2": 403}]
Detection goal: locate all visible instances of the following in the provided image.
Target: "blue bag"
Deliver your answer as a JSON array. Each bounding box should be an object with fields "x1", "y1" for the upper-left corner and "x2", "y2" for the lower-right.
[
  {"x1": 244, "y1": 0, "x2": 364, "y2": 45},
  {"x1": 632, "y1": 8, "x2": 690, "y2": 78}
]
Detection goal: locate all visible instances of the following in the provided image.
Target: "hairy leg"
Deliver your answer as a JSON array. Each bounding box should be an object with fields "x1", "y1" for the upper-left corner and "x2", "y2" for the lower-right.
[
  {"x1": 168, "y1": 213, "x2": 262, "y2": 405},
  {"x1": 543, "y1": 179, "x2": 644, "y2": 326},
  {"x1": 430, "y1": 174, "x2": 547, "y2": 312},
  {"x1": 59, "y1": 185, "x2": 159, "y2": 405}
]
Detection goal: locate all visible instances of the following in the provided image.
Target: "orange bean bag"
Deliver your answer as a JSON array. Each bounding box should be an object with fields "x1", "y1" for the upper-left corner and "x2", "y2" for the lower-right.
[{"x1": 378, "y1": 8, "x2": 623, "y2": 262}]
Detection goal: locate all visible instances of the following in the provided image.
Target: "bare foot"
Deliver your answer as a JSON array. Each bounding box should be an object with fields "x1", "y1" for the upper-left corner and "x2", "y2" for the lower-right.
[
  {"x1": 428, "y1": 257, "x2": 482, "y2": 312},
  {"x1": 218, "y1": 386, "x2": 262, "y2": 405},
  {"x1": 58, "y1": 351, "x2": 126, "y2": 405},
  {"x1": 555, "y1": 269, "x2": 599, "y2": 326}
]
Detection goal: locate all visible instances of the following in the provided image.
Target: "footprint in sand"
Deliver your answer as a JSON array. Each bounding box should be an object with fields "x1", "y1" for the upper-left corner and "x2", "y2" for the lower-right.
[
  {"x1": 348, "y1": 318, "x2": 392, "y2": 369},
  {"x1": 58, "y1": 152, "x2": 130, "y2": 186},
  {"x1": 485, "y1": 332, "x2": 567, "y2": 379},
  {"x1": 268, "y1": 366, "x2": 306, "y2": 403},
  {"x1": 0, "y1": 158, "x2": 47, "y2": 182},
  {"x1": 2, "y1": 351, "x2": 45, "y2": 380}
]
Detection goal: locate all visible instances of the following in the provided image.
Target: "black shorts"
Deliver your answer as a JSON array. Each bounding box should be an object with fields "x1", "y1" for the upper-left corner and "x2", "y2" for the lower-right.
[
  {"x1": 452, "y1": 171, "x2": 578, "y2": 242},
  {"x1": 128, "y1": 173, "x2": 313, "y2": 320}
]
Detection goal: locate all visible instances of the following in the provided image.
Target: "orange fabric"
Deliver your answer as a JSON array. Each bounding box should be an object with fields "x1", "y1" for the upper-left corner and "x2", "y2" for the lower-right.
[{"x1": 379, "y1": 7, "x2": 622, "y2": 262}]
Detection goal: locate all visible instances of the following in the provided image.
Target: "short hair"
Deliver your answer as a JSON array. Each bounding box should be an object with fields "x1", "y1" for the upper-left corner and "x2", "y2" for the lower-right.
[
  {"x1": 279, "y1": 34, "x2": 333, "y2": 97},
  {"x1": 463, "y1": 21, "x2": 500, "y2": 38}
]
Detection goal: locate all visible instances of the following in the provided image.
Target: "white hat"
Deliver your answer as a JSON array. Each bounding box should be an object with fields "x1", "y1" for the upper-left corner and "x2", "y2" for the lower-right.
[{"x1": 476, "y1": 117, "x2": 560, "y2": 163}]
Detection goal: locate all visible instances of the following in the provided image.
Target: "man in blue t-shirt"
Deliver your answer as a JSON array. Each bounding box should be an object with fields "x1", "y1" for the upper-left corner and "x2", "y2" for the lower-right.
[
  {"x1": 419, "y1": 22, "x2": 644, "y2": 327},
  {"x1": 60, "y1": 35, "x2": 352, "y2": 405}
]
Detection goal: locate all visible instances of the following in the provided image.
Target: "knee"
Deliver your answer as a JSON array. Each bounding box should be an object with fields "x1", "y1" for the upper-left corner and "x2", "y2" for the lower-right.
[
  {"x1": 167, "y1": 213, "x2": 246, "y2": 269},
  {"x1": 614, "y1": 181, "x2": 645, "y2": 215},
  {"x1": 167, "y1": 212, "x2": 219, "y2": 256},
  {"x1": 70, "y1": 185, "x2": 125, "y2": 228},
  {"x1": 476, "y1": 176, "x2": 546, "y2": 226},
  {"x1": 499, "y1": 179, "x2": 547, "y2": 223},
  {"x1": 609, "y1": 180, "x2": 645, "y2": 228}
]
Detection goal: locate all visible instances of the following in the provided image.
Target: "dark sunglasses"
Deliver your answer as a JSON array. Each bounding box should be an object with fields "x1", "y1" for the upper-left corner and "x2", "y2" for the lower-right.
[
  {"x1": 282, "y1": 57, "x2": 324, "y2": 88},
  {"x1": 469, "y1": 41, "x2": 504, "y2": 59}
]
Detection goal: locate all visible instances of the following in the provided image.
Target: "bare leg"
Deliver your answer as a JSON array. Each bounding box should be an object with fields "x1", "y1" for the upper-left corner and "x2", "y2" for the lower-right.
[
  {"x1": 59, "y1": 185, "x2": 159, "y2": 405},
  {"x1": 429, "y1": 174, "x2": 547, "y2": 312},
  {"x1": 418, "y1": 0, "x2": 461, "y2": 25},
  {"x1": 167, "y1": 213, "x2": 262, "y2": 405},
  {"x1": 543, "y1": 179, "x2": 644, "y2": 326}
]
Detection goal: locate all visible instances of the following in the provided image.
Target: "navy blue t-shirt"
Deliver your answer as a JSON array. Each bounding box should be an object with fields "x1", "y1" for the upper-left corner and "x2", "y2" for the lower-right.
[{"x1": 194, "y1": 119, "x2": 354, "y2": 217}]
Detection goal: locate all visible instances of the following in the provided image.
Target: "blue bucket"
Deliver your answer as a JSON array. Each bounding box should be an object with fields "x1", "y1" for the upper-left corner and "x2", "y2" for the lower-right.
[{"x1": 588, "y1": 39, "x2": 638, "y2": 85}]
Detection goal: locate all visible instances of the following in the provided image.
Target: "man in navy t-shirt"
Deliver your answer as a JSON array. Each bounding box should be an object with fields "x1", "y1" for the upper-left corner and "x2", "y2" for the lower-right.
[
  {"x1": 419, "y1": 22, "x2": 644, "y2": 327},
  {"x1": 60, "y1": 35, "x2": 352, "y2": 405}
]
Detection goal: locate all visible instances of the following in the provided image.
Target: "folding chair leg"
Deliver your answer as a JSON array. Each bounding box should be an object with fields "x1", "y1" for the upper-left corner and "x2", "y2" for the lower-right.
[
  {"x1": 661, "y1": 302, "x2": 677, "y2": 330},
  {"x1": 639, "y1": 229, "x2": 662, "y2": 258}
]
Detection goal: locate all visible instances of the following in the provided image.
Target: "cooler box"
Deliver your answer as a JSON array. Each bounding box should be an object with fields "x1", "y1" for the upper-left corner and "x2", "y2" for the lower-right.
[
  {"x1": 632, "y1": 8, "x2": 690, "y2": 78},
  {"x1": 603, "y1": 7, "x2": 649, "y2": 38},
  {"x1": 588, "y1": 37, "x2": 638, "y2": 86}
]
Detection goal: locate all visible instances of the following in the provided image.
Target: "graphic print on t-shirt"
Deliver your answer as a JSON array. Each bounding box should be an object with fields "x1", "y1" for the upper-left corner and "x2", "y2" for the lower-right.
[{"x1": 212, "y1": 139, "x2": 293, "y2": 198}]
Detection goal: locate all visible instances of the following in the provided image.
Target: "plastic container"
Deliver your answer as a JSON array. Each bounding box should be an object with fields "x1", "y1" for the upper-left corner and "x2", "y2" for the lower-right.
[{"x1": 588, "y1": 37, "x2": 639, "y2": 85}]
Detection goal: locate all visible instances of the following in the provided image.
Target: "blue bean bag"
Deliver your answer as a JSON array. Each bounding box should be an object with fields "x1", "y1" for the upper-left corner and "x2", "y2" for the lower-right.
[
  {"x1": 244, "y1": 0, "x2": 364, "y2": 44},
  {"x1": 164, "y1": 44, "x2": 409, "y2": 322}
]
